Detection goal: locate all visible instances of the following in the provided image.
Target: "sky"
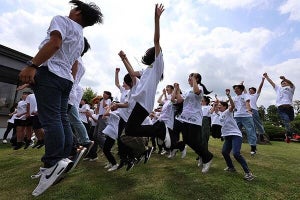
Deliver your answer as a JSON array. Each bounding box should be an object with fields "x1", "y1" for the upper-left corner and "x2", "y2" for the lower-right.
[{"x1": 1, "y1": 0, "x2": 300, "y2": 109}]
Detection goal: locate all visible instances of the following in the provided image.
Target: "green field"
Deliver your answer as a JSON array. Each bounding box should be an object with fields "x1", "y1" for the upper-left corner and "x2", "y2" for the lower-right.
[{"x1": 0, "y1": 139, "x2": 299, "y2": 200}]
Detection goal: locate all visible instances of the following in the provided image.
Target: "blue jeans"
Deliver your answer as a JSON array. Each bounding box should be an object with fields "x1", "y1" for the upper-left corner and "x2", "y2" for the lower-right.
[
  {"x1": 33, "y1": 66, "x2": 73, "y2": 168},
  {"x1": 278, "y1": 106, "x2": 294, "y2": 137},
  {"x1": 222, "y1": 135, "x2": 250, "y2": 173},
  {"x1": 252, "y1": 109, "x2": 265, "y2": 135},
  {"x1": 234, "y1": 117, "x2": 257, "y2": 146},
  {"x1": 68, "y1": 105, "x2": 91, "y2": 145}
]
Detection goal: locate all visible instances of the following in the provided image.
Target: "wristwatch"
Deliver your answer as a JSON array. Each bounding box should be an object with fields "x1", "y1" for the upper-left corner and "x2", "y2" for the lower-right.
[{"x1": 26, "y1": 60, "x2": 39, "y2": 69}]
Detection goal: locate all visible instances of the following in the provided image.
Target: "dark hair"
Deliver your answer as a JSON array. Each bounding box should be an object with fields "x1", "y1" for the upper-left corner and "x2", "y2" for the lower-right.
[
  {"x1": 166, "y1": 85, "x2": 174, "y2": 90},
  {"x1": 249, "y1": 87, "x2": 256, "y2": 92},
  {"x1": 104, "y1": 91, "x2": 113, "y2": 101},
  {"x1": 124, "y1": 73, "x2": 133, "y2": 88},
  {"x1": 22, "y1": 91, "x2": 32, "y2": 95},
  {"x1": 70, "y1": 0, "x2": 103, "y2": 27},
  {"x1": 203, "y1": 96, "x2": 211, "y2": 105},
  {"x1": 233, "y1": 84, "x2": 245, "y2": 91},
  {"x1": 81, "y1": 37, "x2": 91, "y2": 56},
  {"x1": 141, "y1": 47, "x2": 155, "y2": 65},
  {"x1": 190, "y1": 73, "x2": 212, "y2": 95},
  {"x1": 141, "y1": 46, "x2": 164, "y2": 81},
  {"x1": 220, "y1": 101, "x2": 228, "y2": 109}
]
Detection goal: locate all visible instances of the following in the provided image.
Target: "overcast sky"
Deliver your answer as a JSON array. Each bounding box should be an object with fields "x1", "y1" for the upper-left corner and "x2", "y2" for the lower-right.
[{"x1": 1, "y1": 0, "x2": 299, "y2": 109}]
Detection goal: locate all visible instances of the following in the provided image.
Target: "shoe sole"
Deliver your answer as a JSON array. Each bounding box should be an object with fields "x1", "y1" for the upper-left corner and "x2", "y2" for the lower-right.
[{"x1": 69, "y1": 148, "x2": 87, "y2": 172}]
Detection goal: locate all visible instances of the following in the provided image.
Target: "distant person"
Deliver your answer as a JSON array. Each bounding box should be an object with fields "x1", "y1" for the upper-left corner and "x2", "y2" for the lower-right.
[
  {"x1": 18, "y1": 0, "x2": 103, "y2": 196},
  {"x1": 247, "y1": 77, "x2": 268, "y2": 144},
  {"x1": 263, "y1": 73, "x2": 295, "y2": 143}
]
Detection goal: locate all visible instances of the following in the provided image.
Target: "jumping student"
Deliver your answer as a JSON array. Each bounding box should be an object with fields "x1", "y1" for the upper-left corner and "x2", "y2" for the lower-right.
[
  {"x1": 219, "y1": 89, "x2": 255, "y2": 181},
  {"x1": 18, "y1": 0, "x2": 103, "y2": 196}
]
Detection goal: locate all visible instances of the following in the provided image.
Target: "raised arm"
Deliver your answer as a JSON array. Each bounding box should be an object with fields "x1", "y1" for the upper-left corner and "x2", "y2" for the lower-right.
[
  {"x1": 280, "y1": 76, "x2": 294, "y2": 88},
  {"x1": 226, "y1": 89, "x2": 235, "y2": 112},
  {"x1": 115, "y1": 67, "x2": 121, "y2": 89},
  {"x1": 154, "y1": 4, "x2": 164, "y2": 57},
  {"x1": 172, "y1": 83, "x2": 183, "y2": 104},
  {"x1": 263, "y1": 73, "x2": 275, "y2": 89},
  {"x1": 257, "y1": 77, "x2": 265, "y2": 94},
  {"x1": 157, "y1": 88, "x2": 167, "y2": 104}
]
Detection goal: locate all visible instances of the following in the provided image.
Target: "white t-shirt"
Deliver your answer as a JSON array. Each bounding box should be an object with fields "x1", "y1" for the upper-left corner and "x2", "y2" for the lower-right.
[
  {"x1": 211, "y1": 111, "x2": 222, "y2": 126},
  {"x1": 274, "y1": 85, "x2": 295, "y2": 107},
  {"x1": 118, "y1": 78, "x2": 139, "y2": 122},
  {"x1": 249, "y1": 93, "x2": 259, "y2": 110},
  {"x1": 158, "y1": 100, "x2": 175, "y2": 130},
  {"x1": 131, "y1": 51, "x2": 164, "y2": 113},
  {"x1": 176, "y1": 85, "x2": 203, "y2": 126},
  {"x1": 39, "y1": 15, "x2": 84, "y2": 82},
  {"x1": 16, "y1": 100, "x2": 27, "y2": 120},
  {"x1": 98, "y1": 99, "x2": 112, "y2": 115},
  {"x1": 202, "y1": 105, "x2": 211, "y2": 117},
  {"x1": 102, "y1": 111, "x2": 120, "y2": 140},
  {"x1": 233, "y1": 93, "x2": 252, "y2": 117},
  {"x1": 79, "y1": 103, "x2": 90, "y2": 124},
  {"x1": 219, "y1": 109, "x2": 242, "y2": 137},
  {"x1": 25, "y1": 94, "x2": 37, "y2": 116},
  {"x1": 119, "y1": 87, "x2": 130, "y2": 103},
  {"x1": 8, "y1": 113, "x2": 17, "y2": 124},
  {"x1": 89, "y1": 112, "x2": 99, "y2": 127}
]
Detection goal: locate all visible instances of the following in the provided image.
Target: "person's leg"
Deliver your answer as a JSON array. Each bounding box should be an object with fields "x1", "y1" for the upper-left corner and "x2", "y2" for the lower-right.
[
  {"x1": 125, "y1": 103, "x2": 165, "y2": 139},
  {"x1": 103, "y1": 136, "x2": 117, "y2": 166},
  {"x1": 278, "y1": 107, "x2": 294, "y2": 138},
  {"x1": 252, "y1": 109, "x2": 265, "y2": 136},
  {"x1": 201, "y1": 116, "x2": 211, "y2": 143},
  {"x1": 68, "y1": 105, "x2": 91, "y2": 145},
  {"x1": 231, "y1": 135, "x2": 250, "y2": 173},
  {"x1": 3, "y1": 122, "x2": 14, "y2": 140},
  {"x1": 221, "y1": 136, "x2": 234, "y2": 169},
  {"x1": 33, "y1": 67, "x2": 73, "y2": 167}
]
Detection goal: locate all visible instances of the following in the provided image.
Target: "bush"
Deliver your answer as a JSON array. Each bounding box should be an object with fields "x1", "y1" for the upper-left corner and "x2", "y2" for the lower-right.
[{"x1": 263, "y1": 122, "x2": 286, "y2": 141}]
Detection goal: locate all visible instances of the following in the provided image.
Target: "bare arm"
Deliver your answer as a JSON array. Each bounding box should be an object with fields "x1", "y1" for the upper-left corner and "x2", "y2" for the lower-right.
[
  {"x1": 257, "y1": 77, "x2": 265, "y2": 94},
  {"x1": 225, "y1": 89, "x2": 235, "y2": 112},
  {"x1": 118, "y1": 51, "x2": 139, "y2": 86},
  {"x1": 115, "y1": 68, "x2": 121, "y2": 89},
  {"x1": 263, "y1": 73, "x2": 275, "y2": 88},
  {"x1": 173, "y1": 83, "x2": 184, "y2": 104},
  {"x1": 280, "y1": 76, "x2": 294, "y2": 88},
  {"x1": 154, "y1": 4, "x2": 164, "y2": 57},
  {"x1": 19, "y1": 30, "x2": 62, "y2": 84}
]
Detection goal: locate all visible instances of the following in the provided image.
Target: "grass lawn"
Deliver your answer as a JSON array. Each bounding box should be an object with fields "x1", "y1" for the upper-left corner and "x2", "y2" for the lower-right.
[{"x1": 0, "y1": 139, "x2": 299, "y2": 200}]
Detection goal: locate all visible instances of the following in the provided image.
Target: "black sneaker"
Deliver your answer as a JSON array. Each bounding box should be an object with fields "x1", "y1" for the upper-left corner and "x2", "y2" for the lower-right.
[
  {"x1": 13, "y1": 142, "x2": 24, "y2": 150},
  {"x1": 126, "y1": 159, "x2": 135, "y2": 171},
  {"x1": 144, "y1": 147, "x2": 154, "y2": 164},
  {"x1": 82, "y1": 141, "x2": 94, "y2": 157},
  {"x1": 32, "y1": 140, "x2": 44, "y2": 149},
  {"x1": 117, "y1": 160, "x2": 127, "y2": 170}
]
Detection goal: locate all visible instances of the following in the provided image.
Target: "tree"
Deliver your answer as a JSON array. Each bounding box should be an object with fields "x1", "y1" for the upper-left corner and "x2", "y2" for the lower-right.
[
  {"x1": 293, "y1": 100, "x2": 300, "y2": 115},
  {"x1": 82, "y1": 87, "x2": 97, "y2": 105},
  {"x1": 258, "y1": 105, "x2": 266, "y2": 121},
  {"x1": 266, "y1": 105, "x2": 281, "y2": 126}
]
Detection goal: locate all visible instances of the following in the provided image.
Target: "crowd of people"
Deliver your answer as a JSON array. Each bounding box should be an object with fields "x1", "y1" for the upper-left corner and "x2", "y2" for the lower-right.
[{"x1": 1, "y1": 0, "x2": 296, "y2": 197}]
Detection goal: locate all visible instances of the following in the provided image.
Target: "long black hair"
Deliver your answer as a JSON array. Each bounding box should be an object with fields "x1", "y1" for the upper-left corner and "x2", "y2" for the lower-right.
[{"x1": 190, "y1": 73, "x2": 212, "y2": 95}]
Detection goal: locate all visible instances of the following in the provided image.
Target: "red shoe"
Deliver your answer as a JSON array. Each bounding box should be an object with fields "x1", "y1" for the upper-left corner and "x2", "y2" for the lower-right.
[{"x1": 285, "y1": 134, "x2": 291, "y2": 143}]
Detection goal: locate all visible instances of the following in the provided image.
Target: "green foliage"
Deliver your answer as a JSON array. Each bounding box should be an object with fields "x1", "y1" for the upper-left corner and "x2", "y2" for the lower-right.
[
  {"x1": 258, "y1": 106, "x2": 266, "y2": 121},
  {"x1": 263, "y1": 122, "x2": 286, "y2": 140},
  {"x1": 82, "y1": 87, "x2": 97, "y2": 105},
  {"x1": 291, "y1": 114, "x2": 300, "y2": 133},
  {"x1": 266, "y1": 105, "x2": 281, "y2": 125}
]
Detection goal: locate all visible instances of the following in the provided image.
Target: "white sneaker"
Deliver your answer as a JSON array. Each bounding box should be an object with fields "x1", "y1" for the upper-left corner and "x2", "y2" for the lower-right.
[
  {"x1": 181, "y1": 146, "x2": 187, "y2": 159},
  {"x1": 197, "y1": 157, "x2": 203, "y2": 167},
  {"x1": 160, "y1": 150, "x2": 167, "y2": 155},
  {"x1": 164, "y1": 126, "x2": 171, "y2": 148},
  {"x1": 108, "y1": 164, "x2": 119, "y2": 172},
  {"x1": 168, "y1": 149, "x2": 177, "y2": 159},
  {"x1": 2, "y1": 139, "x2": 7, "y2": 144},
  {"x1": 201, "y1": 158, "x2": 213, "y2": 173},
  {"x1": 32, "y1": 159, "x2": 73, "y2": 196},
  {"x1": 89, "y1": 157, "x2": 99, "y2": 162},
  {"x1": 69, "y1": 147, "x2": 87, "y2": 172},
  {"x1": 104, "y1": 163, "x2": 112, "y2": 169}
]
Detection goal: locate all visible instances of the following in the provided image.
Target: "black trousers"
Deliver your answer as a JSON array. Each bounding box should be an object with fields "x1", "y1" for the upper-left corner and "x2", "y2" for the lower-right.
[{"x1": 103, "y1": 136, "x2": 117, "y2": 165}]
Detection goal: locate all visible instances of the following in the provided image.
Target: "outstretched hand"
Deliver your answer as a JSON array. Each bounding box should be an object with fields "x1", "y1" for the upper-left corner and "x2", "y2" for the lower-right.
[{"x1": 155, "y1": 3, "x2": 165, "y2": 18}]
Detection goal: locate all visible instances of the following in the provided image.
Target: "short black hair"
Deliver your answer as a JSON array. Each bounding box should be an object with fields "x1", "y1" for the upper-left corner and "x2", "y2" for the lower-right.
[
  {"x1": 124, "y1": 73, "x2": 133, "y2": 88},
  {"x1": 249, "y1": 87, "x2": 257, "y2": 92},
  {"x1": 233, "y1": 84, "x2": 245, "y2": 91},
  {"x1": 141, "y1": 47, "x2": 155, "y2": 65},
  {"x1": 70, "y1": 0, "x2": 103, "y2": 27}
]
